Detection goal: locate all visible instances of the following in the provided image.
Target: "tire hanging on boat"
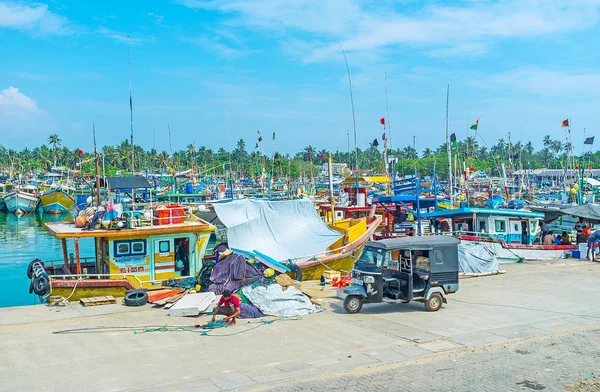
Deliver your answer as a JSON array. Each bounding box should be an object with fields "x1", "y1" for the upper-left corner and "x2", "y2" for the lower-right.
[{"x1": 33, "y1": 274, "x2": 50, "y2": 296}]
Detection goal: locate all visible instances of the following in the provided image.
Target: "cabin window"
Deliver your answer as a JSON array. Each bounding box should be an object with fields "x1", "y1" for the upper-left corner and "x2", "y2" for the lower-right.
[
  {"x1": 158, "y1": 240, "x2": 171, "y2": 253},
  {"x1": 513, "y1": 223, "x2": 520, "y2": 232},
  {"x1": 116, "y1": 242, "x2": 130, "y2": 256},
  {"x1": 434, "y1": 250, "x2": 444, "y2": 264},
  {"x1": 131, "y1": 241, "x2": 146, "y2": 255},
  {"x1": 495, "y1": 220, "x2": 506, "y2": 232}
]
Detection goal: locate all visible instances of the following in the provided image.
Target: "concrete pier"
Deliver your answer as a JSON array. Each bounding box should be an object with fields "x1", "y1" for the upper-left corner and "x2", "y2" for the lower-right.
[{"x1": 1, "y1": 258, "x2": 599, "y2": 391}]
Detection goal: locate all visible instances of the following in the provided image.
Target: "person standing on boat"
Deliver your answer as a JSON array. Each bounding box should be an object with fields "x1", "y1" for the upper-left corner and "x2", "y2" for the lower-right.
[
  {"x1": 212, "y1": 289, "x2": 241, "y2": 326},
  {"x1": 586, "y1": 230, "x2": 600, "y2": 262}
]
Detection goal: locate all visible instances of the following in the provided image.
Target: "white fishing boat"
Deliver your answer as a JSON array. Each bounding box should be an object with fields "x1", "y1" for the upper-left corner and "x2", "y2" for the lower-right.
[{"x1": 4, "y1": 185, "x2": 40, "y2": 215}]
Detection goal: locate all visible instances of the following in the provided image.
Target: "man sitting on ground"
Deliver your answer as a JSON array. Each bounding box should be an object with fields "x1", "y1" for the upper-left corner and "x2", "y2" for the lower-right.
[{"x1": 212, "y1": 289, "x2": 241, "y2": 326}]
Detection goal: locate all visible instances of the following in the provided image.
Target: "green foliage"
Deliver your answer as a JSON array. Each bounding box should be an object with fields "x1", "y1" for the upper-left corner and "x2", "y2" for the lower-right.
[{"x1": 0, "y1": 134, "x2": 596, "y2": 179}]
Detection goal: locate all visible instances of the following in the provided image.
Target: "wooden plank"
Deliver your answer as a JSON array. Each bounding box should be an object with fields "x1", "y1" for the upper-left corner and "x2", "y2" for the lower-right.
[
  {"x1": 80, "y1": 296, "x2": 117, "y2": 307},
  {"x1": 148, "y1": 288, "x2": 184, "y2": 303}
]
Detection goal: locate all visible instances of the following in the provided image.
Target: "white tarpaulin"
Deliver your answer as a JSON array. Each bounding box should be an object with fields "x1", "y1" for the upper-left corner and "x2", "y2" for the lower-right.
[
  {"x1": 242, "y1": 284, "x2": 324, "y2": 317},
  {"x1": 458, "y1": 242, "x2": 500, "y2": 273},
  {"x1": 212, "y1": 198, "x2": 342, "y2": 263}
]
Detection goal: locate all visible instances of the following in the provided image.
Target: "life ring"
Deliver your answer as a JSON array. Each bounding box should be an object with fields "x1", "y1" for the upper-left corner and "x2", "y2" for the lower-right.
[
  {"x1": 33, "y1": 274, "x2": 50, "y2": 296},
  {"x1": 124, "y1": 290, "x2": 148, "y2": 306}
]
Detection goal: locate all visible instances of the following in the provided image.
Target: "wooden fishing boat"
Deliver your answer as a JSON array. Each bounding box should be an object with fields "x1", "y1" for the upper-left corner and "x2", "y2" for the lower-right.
[
  {"x1": 4, "y1": 185, "x2": 39, "y2": 215},
  {"x1": 28, "y1": 213, "x2": 216, "y2": 302},
  {"x1": 40, "y1": 187, "x2": 75, "y2": 215},
  {"x1": 297, "y1": 214, "x2": 382, "y2": 280},
  {"x1": 0, "y1": 183, "x2": 15, "y2": 211}
]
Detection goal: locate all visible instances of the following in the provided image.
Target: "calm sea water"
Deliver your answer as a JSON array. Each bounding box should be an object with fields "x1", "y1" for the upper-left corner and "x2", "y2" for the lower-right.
[{"x1": 0, "y1": 212, "x2": 95, "y2": 307}]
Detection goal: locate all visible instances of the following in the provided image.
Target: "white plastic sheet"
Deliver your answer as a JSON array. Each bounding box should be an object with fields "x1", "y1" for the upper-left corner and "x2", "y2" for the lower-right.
[
  {"x1": 212, "y1": 199, "x2": 342, "y2": 263},
  {"x1": 458, "y1": 242, "x2": 500, "y2": 273},
  {"x1": 242, "y1": 284, "x2": 324, "y2": 317}
]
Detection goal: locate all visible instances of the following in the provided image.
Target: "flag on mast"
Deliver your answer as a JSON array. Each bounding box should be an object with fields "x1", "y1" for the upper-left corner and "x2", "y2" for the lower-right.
[
  {"x1": 584, "y1": 136, "x2": 595, "y2": 145},
  {"x1": 450, "y1": 133, "x2": 457, "y2": 147},
  {"x1": 372, "y1": 138, "x2": 379, "y2": 147},
  {"x1": 562, "y1": 118, "x2": 569, "y2": 128},
  {"x1": 470, "y1": 118, "x2": 479, "y2": 131},
  {"x1": 272, "y1": 131, "x2": 276, "y2": 140},
  {"x1": 380, "y1": 117, "x2": 385, "y2": 125}
]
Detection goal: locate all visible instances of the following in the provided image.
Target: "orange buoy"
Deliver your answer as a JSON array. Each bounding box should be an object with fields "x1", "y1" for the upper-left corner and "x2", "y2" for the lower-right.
[{"x1": 75, "y1": 215, "x2": 87, "y2": 228}]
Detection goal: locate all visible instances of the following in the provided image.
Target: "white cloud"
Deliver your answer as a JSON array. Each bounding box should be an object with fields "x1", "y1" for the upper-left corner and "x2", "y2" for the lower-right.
[
  {"x1": 0, "y1": 2, "x2": 72, "y2": 35},
  {"x1": 182, "y1": 35, "x2": 257, "y2": 57},
  {"x1": 0, "y1": 86, "x2": 40, "y2": 117},
  {"x1": 97, "y1": 27, "x2": 155, "y2": 44},
  {"x1": 177, "y1": 0, "x2": 600, "y2": 61},
  {"x1": 481, "y1": 67, "x2": 600, "y2": 97}
]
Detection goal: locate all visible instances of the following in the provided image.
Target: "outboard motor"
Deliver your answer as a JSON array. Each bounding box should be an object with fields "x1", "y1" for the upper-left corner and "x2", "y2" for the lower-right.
[{"x1": 27, "y1": 259, "x2": 51, "y2": 298}]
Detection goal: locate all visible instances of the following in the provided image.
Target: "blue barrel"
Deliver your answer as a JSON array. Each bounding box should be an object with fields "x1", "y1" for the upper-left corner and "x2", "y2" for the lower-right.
[
  {"x1": 225, "y1": 189, "x2": 233, "y2": 199},
  {"x1": 185, "y1": 183, "x2": 193, "y2": 194}
]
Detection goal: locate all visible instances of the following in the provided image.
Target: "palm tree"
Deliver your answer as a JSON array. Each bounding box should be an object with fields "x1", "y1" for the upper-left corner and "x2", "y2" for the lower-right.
[
  {"x1": 48, "y1": 134, "x2": 62, "y2": 167},
  {"x1": 422, "y1": 148, "x2": 433, "y2": 158},
  {"x1": 543, "y1": 135, "x2": 552, "y2": 149}
]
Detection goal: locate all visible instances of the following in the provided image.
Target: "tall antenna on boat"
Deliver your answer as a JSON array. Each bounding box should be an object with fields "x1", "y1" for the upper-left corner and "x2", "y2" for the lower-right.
[
  {"x1": 128, "y1": 36, "x2": 135, "y2": 176},
  {"x1": 226, "y1": 104, "x2": 234, "y2": 199},
  {"x1": 384, "y1": 71, "x2": 392, "y2": 150},
  {"x1": 167, "y1": 123, "x2": 172, "y2": 155},
  {"x1": 340, "y1": 43, "x2": 359, "y2": 194},
  {"x1": 446, "y1": 85, "x2": 452, "y2": 205},
  {"x1": 93, "y1": 122, "x2": 102, "y2": 205}
]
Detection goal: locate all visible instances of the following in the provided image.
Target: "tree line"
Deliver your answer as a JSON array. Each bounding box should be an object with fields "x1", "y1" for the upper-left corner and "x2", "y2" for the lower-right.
[{"x1": 0, "y1": 133, "x2": 597, "y2": 180}]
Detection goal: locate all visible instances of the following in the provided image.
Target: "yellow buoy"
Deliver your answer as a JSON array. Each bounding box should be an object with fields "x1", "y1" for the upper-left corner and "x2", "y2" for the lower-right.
[
  {"x1": 571, "y1": 188, "x2": 577, "y2": 195},
  {"x1": 263, "y1": 268, "x2": 275, "y2": 278},
  {"x1": 574, "y1": 184, "x2": 579, "y2": 190}
]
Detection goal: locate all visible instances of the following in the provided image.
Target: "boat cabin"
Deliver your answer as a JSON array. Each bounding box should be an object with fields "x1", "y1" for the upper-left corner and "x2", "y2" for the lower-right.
[
  {"x1": 44, "y1": 220, "x2": 216, "y2": 292},
  {"x1": 423, "y1": 207, "x2": 544, "y2": 245}
]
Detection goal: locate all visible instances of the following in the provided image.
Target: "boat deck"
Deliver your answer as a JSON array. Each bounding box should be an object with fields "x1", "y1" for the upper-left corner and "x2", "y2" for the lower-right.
[{"x1": 45, "y1": 221, "x2": 216, "y2": 238}]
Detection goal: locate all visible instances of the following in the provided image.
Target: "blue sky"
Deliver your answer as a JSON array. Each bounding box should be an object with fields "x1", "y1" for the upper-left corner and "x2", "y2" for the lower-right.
[{"x1": 1, "y1": 0, "x2": 600, "y2": 156}]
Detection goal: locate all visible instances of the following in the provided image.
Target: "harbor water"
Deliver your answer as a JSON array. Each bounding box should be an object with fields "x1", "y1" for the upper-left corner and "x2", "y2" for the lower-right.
[{"x1": 0, "y1": 212, "x2": 94, "y2": 307}]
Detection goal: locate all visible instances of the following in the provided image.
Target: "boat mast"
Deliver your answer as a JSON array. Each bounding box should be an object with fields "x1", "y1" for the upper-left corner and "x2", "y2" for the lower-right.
[
  {"x1": 128, "y1": 38, "x2": 134, "y2": 176},
  {"x1": 226, "y1": 104, "x2": 234, "y2": 199},
  {"x1": 93, "y1": 122, "x2": 102, "y2": 206},
  {"x1": 445, "y1": 85, "x2": 452, "y2": 205},
  {"x1": 340, "y1": 44, "x2": 359, "y2": 202}
]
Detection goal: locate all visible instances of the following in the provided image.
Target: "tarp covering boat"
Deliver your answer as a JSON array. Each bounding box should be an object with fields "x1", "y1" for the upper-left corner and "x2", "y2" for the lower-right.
[
  {"x1": 458, "y1": 242, "x2": 500, "y2": 273},
  {"x1": 212, "y1": 199, "x2": 343, "y2": 263},
  {"x1": 560, "y1": 203, "x2": 600, "y2": 224}
]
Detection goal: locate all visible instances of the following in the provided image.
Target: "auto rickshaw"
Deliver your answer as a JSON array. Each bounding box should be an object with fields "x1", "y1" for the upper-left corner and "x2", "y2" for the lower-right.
[{"x1": 343, "y1": 236, "x2": 460, "y2": 313}]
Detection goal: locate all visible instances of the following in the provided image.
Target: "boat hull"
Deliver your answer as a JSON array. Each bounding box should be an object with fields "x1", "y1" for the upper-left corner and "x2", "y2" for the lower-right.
[
  {"x1": 459, "y1": 235, "x2": 576, "y2": 263},
  {"x1": 297, "y1": 215, "x2": 382, "y2": 280},
  {"x1": 49, "y1": 279, "x2": 136, "y2": 302},
  {"x1": 0, "y1": 197, "x2": 6, "y2": 211},
  {"x1": 4, "y1": 191, "x2": 39, "y2": 215},
  {"x1": 40, "y1": 189, "x2": 75, "y2": 215}
]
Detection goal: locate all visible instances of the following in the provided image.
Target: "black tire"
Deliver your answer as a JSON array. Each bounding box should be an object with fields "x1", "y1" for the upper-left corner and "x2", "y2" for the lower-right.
[
  {"x1": 27, "y1": 259, "x2": 41, "y2": 279},
  {"x1": 33, "y1": 274, "x2": 49, "y2": 296},
  {"x1": 425, "y1": 293, "x2": 443, "y2": 312},
  {"x1": 124, "y1": 290, "x2": 148, "y2": 306},
  {"x1": 344, "y1": 295, "x2": 363, "y2": 314}
]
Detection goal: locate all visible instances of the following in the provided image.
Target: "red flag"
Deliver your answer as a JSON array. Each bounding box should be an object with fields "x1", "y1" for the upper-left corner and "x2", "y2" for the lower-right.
[
  {"x1": 561, "y1": 118, "x2": 569, "y2": 128},
  {"x1": 380, "y1": 117, "x2": 385, "y2": 125},
  {"x1": 319, "y1": 152, "x2": 324, "y2": 160},
  {"x1": 77, "y1": 149, "x2": 83, "y2": 156}
]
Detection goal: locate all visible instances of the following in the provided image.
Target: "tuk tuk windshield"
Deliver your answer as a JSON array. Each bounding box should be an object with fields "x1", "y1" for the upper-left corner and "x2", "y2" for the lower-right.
[{"x1": 356, "y1": 246, "x2": 386, "y2": 267}]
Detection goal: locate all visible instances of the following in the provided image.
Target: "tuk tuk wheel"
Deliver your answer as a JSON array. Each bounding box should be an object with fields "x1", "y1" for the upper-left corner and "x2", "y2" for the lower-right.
[
  {"x1": 344, "y1": 295, "x2": 363, "y2": 314},
  {"x1": 425, "y1": 293, "x2": 443, "y2": 312}
]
